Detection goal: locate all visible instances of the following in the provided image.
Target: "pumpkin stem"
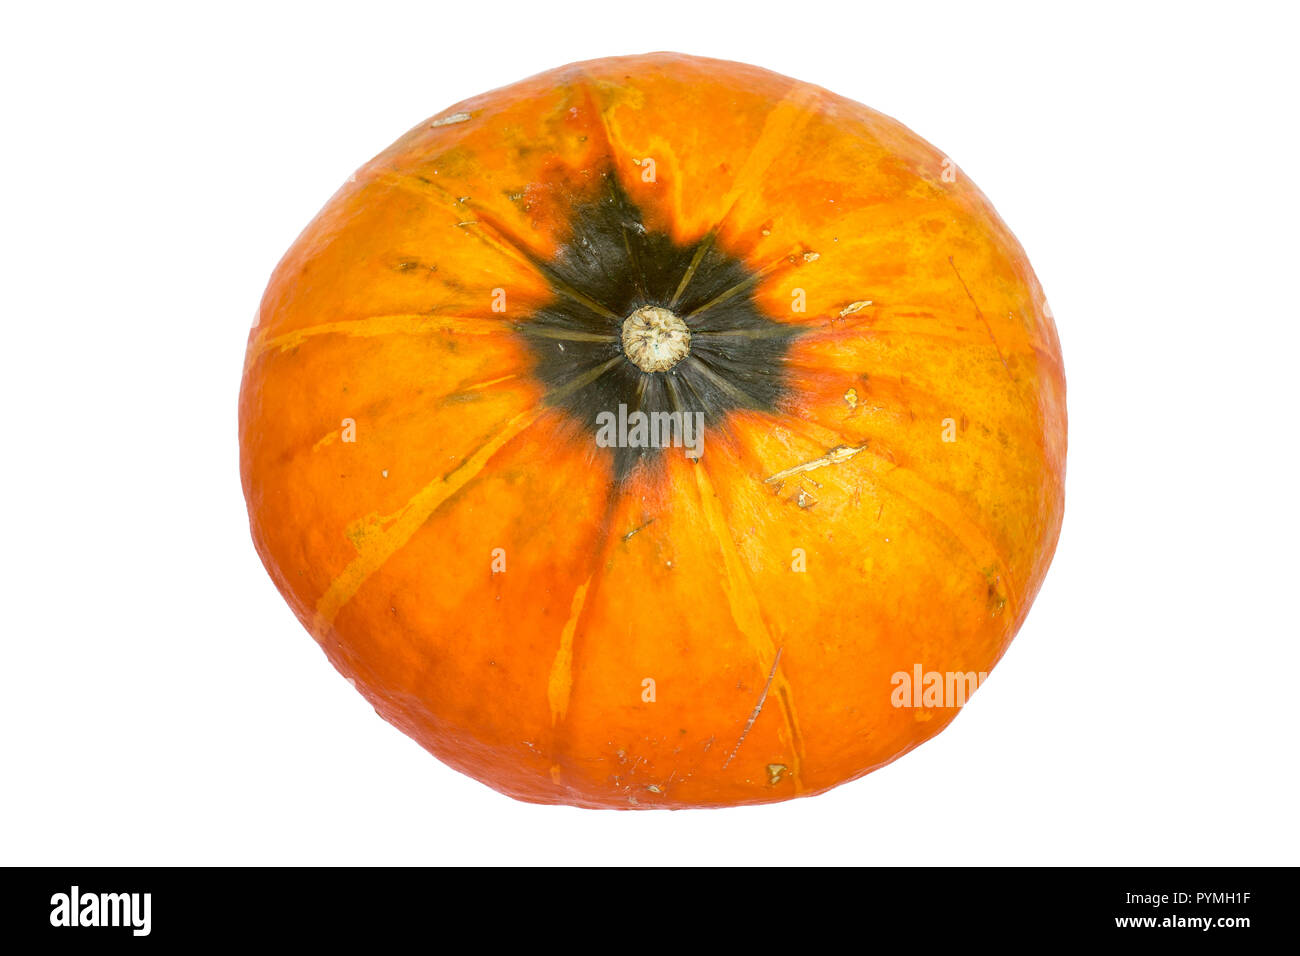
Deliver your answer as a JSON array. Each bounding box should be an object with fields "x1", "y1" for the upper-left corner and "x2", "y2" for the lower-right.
[{"x1": 620, "y1": 306, "x2": 691, "y2": 373}]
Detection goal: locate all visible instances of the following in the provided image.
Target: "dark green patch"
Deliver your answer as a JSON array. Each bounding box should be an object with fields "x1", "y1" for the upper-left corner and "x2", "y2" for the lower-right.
[{"x1": 518, "y1": 171, "x2": 801, "y2": 480}]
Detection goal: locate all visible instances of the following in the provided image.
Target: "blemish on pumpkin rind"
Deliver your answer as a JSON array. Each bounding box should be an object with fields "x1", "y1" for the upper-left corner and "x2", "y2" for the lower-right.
[
  {"x1": 431, "y1": 111, "x2": 472, "y2": 127},
  {"x1": 311, "y1": 429, "x2": 339, "y2": 452},
  {"x1": 763, "y1": 444, "x2": 865, "y2": 485},
  {"x1": 983, "y1": 565, "x2": 1008, "y2": 617}
]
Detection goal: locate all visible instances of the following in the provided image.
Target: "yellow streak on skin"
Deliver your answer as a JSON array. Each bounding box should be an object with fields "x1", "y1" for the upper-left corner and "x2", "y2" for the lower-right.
[
  {"x1": 547, "y1": 577, "x2": 592, "y2": 726},
  {"x1": 693, "y1": 463, "x2": 805, "y2": 790},
  {"x1": 311, "y1": 430, "x2": 339, "y2": 452},
  {"x1": 299, "y1": 373, "x2": 517, "y2": 457},
  {"x1": 310, "y1": 405, "x2": 544, "y2": 639},
  {"x1": 310, "y1": 356, "x2": 622, "y2": 640},
  {"x1": 453, "y1": 372, "x2": 520, "y2": 393},
  {"x1": 712, "y1": 83, "x2": 822, "y2": 229},
  {"x1": 861, "y1": 455, "x2": 1021, "y2": 623},
  {"x1": 247, "y1": 313, "x2": 510, "y2": 362}
]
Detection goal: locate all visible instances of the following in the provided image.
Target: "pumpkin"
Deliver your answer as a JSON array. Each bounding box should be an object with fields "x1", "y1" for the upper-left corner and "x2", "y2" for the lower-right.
[{"x1": 239, "y1": 52, "x2": 1066, "y2": 809}]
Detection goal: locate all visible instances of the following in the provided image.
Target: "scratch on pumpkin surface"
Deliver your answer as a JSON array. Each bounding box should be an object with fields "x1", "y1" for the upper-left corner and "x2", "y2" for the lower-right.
[
  {"x1": 947, "y1": 257, "x2": 1008, "y2": 372},
  {"x1": 722, "y1": 647, "x2": 783, "y2": 769},
  {"x1": 947, "y1": 256, "x2": 1028, "y2": 413},
  {"x1": 547, "y1": 576, "x2": 592, "y2": 725},
  {"x1": 764, "y1": 444, "x2": 865, "y2": 485},
  {"x1": 621, "y1": 517, "x2": 655, "y2": 542},
  {"x1": 693, "y1": 463, "x2": 804, "y2": 788}
]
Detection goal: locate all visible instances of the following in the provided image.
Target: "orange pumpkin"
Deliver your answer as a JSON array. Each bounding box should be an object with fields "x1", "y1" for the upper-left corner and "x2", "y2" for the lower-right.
[{"x1": 239, "y1": 52, "x2": 1066, "y2": 809}]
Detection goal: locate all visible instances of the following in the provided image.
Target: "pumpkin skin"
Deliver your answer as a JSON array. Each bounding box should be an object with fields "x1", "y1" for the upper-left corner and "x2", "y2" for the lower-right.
[{"x1": 239, "y1": 52, "x2": 1066, "y2": 809}]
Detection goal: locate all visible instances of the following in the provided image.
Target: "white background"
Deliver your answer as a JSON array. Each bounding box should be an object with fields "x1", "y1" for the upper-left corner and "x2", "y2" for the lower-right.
[{"x1": 3, "y1": 1, "x2": 1297, "y2": 865}]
